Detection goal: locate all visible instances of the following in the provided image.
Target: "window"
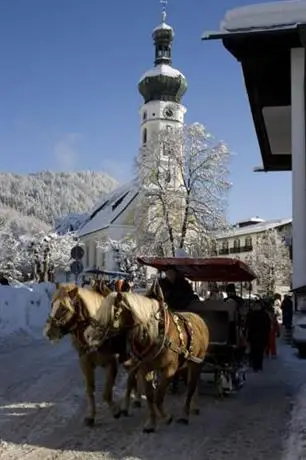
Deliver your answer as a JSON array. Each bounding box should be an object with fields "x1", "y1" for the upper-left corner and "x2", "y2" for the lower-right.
[
  {"x1": 112, "y1": 191, "x2": 129, "y2": 211},
  {"x1": 233, "y1": 239, "x2": 240, "y2": 250},
  {"x1": 222, "y1": 240, "x2": 228, "y2": 250},
  {"x1": 100, "y1": 251, "x2": 105, "y2": 269},
  {"x1": 143, "y1": 111, "x2": 147, "y2": 121},
  {"x1": 93, "y1": 243, "x2": 97, "y2": 268},
  {"x1": 85, "y1": 245, "x2": 90, "y2": 268},
  {"x1": 143, "y1": 128, "x2": 147, "y2": 145},
  {"x1": 245, "y1": 237, "x2": 252, "y2": 248}
]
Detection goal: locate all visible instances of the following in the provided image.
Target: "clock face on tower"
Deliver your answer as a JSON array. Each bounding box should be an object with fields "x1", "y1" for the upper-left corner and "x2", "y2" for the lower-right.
[{"x1": 163, "y1": 105, "x2": 175, "y2": 119}]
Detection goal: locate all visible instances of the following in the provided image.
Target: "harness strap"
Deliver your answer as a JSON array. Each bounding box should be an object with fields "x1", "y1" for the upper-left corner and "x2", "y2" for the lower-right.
[{"x1": 168, "y1": 313, "x2": 204, "y2": 364}]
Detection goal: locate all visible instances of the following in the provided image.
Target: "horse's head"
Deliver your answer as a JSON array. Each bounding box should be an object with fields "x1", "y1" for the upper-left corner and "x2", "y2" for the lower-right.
[
  {"x1": 43, "y1": 284, "x2": 84, "y2": 342},
  {"x1": 84, "y1": 291, "x2": 134, "y2": 350}
]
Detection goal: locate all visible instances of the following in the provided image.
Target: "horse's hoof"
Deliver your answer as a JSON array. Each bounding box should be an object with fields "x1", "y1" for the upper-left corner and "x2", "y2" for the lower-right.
[
  {"x1": 121, "y1": 409, "x2": 129, "y2": 417},
  {"x1": 132, "y1": 400, "x2": 142, "y2": 408},
  {"x1": 84, "y1": 417, "x2": 95, "y2": 427},
  {"x1": 165, "y1": 415, "x2": 173, "y2": 425},
  {"x1": 191, "y1": 408, "x2": 200, "y2": 416},
  {"x1": 177, "y1": 417, "x2": 189, "y2": 425},
  {"x1": 143, "y1": 426, "x2": 156, "y2": 433}
]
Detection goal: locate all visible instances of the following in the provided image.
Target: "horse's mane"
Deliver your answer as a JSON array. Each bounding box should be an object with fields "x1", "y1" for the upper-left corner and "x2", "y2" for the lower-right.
[
  {"x1": 77, "y1": 287, "x2": 106, "y2": 317},
  {"x1": 52, "y1": 284, "x2": 105, "y2": 318},
  {"x1": 96, "y1": 292, "x2": 160, "y2": 342}
]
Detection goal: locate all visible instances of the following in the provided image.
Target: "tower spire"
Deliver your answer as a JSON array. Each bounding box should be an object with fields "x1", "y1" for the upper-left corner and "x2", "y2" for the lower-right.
[{"x1": 160, "y1": 0, "x2": 167, "y2": 23}]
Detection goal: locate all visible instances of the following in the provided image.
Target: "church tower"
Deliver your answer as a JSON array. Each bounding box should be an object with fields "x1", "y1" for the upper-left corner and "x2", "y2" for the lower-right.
[{"x1": 138, "y1": 4, "x2": 187, "y2": 150}]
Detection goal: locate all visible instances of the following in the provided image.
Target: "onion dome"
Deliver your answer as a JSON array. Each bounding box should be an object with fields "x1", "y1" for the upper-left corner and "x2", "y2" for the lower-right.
[{"x1": 138, "y1": 11, "x2": 187, "y2": 104}]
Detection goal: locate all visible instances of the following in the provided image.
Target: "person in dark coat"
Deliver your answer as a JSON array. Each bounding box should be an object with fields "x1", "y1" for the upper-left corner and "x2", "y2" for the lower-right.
[
  {"x1": 246, "y1": 300, "x2": 271, "y2": 371},
  {"x1": 225, "y1": 283, "x2": 244, "y2": 345},
  {"x1": 281, "y1": 294, "x2": 293, "y2": 329},
  {"x1": 160, "y1": 268, "x2": 197, "y2": 311}
]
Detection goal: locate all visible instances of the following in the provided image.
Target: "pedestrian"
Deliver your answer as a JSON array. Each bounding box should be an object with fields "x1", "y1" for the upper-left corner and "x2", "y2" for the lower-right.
[
  {"x1": 265, "y1": 306, "x2": 280, "y2": 358},
  {"x1": 246, "y1": 300, "x2": 271, "y2": 371},
  {"x1": 273, "y1": 293, "x2": 283, "y2": 324},
  {"x1": 281, "y1": 294, "x2": 293, "y2": 330}
]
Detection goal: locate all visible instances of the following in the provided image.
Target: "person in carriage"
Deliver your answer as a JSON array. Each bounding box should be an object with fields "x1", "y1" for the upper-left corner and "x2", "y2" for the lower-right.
[{"x1": 158, "y1": 267, "x2": 199, "y2": 312}]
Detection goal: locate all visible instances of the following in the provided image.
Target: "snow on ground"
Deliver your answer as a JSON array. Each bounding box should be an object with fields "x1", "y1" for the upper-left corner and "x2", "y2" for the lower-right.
[
  {"x1": 281, "y1": 334, "x2": 306, "y2": 460},
  {"x1": 0, "y1": 330, "x2": 302, "y2": 459},
  {"x1": 0, "y1": 282, "x2": 55, "y2": 340},
  {"x1": 1, "y1": 287, "x2": 306, "y2": 459}
]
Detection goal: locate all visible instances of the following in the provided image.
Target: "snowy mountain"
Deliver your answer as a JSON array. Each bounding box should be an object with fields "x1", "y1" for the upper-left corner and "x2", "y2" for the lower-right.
[{"x1": 0, "y1": 171, "x2": 118, "y2": 237}]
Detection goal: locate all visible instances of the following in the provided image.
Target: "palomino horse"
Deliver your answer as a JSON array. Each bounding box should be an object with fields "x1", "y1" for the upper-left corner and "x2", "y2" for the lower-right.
[
  {"x1": 84, "y1": 281, "x2": 210, "y2": 433},
  {"x1": 43, "y1": 283, "x2": 139, "y2": 426}
]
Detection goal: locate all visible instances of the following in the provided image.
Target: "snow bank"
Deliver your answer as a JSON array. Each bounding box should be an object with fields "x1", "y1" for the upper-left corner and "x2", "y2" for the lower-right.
[
  {"x1": 0, "y1": 282, "x2": 56, "y2": 339},
  {"x1": 220, "y1": 1, "x2": 306, "y2": 33}
]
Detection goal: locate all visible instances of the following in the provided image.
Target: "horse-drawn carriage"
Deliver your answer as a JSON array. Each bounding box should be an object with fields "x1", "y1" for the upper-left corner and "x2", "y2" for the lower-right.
[{"x1": 137, "y1": 256, "x2": 257, "y2": 396}]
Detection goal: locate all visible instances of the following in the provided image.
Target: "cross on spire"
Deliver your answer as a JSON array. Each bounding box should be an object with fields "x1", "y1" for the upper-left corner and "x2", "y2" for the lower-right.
[{"x1": 160, "y1": 0, "x2": 168, "y2": 23}]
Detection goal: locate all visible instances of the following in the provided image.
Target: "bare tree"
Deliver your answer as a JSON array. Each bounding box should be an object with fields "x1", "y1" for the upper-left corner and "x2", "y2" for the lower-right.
[
  {"x1": 245, "y1": 228, "x2": 292, "y2": 295},
  {"x1": 135, "y1": 123, "x2": 231, "y2": 256}
]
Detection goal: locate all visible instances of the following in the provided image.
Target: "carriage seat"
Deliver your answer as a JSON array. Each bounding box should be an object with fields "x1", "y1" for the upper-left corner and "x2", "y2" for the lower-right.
[{"x1": 188, "y1": 298, "x2": 241, "y2": 344}]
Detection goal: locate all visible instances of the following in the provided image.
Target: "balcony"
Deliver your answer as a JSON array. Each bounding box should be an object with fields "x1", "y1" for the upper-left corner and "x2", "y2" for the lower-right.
[
  {"x1": 230, "y1": 247, "x2": 241, "y2": 254},
  {"x1": 241, "y1": 245, "x2": 253, "y2": 253}
]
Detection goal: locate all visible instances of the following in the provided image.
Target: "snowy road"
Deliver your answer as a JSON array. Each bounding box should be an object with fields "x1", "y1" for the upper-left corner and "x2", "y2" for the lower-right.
[{"x1": 0, "y1": 334, "x2": 302, "y2": 460}]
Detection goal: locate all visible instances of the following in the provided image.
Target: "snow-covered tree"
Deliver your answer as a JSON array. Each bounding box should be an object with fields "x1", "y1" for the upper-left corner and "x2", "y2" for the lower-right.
[
  {"x1": 0, "y1": 229, "x2": 77, "y2": 281},
  {"x1": 136, "y1": 122, "x2": 231, "y2": 256},
  {"x1": 245, "y1": 228, "x2": 292, "y2": 295},
  {"x1": 0, "y1": 225, "x2": 24, "y2": 279},
  {"x1": 22, "y1": 231, "x2": 77, "y2": 281}
]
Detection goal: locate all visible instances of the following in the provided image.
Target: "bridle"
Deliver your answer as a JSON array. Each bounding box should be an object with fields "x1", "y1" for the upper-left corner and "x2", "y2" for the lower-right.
[{"x1": 46, "y1": 296, "x2": 88, "y2": 336}]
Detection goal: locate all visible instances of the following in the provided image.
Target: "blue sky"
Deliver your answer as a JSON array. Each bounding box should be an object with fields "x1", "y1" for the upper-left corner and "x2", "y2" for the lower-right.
[{"x1": 0, "y1": 0, "x2": 291, "y2": 223}]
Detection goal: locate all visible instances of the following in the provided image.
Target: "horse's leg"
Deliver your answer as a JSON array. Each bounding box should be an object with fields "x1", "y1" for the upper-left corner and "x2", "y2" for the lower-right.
[
  {"x1": 177, "y1": 362, "x2": 201, "y2": 425},
  {"x1": 79, "y1": 356, "x2": 96, "y2": 426},
  {"x1": 121, "y1": 367, "x2": 138, "y2": 416},
  {"x1": 154, "y1": 368, "x2": 173, "y2": 425},
  {"x1": 102, "y1": 357, "x2": 122, "y2": 419},
  {"x1": 190, "y1": 382, "x2": 200, "y2": 415},
  {"x1": 141, "y1": 371, "x2": 158, "y2": 433},
  {"x1": 132, "y1": 370, "x2": 143, "y2": 408}
]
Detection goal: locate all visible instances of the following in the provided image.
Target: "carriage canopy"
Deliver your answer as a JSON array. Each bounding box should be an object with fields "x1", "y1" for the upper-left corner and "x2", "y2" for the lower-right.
[{"x1": 137, "y1": 257, "x2": 256, "y2": 282}]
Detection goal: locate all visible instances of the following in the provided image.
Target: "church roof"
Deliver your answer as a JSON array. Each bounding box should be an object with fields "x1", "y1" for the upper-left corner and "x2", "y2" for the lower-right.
[{"x1": 78, "y1": 180, "x2": 139, "y2": 237}]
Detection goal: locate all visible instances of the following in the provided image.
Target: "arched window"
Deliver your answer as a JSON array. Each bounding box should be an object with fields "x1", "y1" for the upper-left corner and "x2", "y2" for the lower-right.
[
  {"x1": 143, "y1": 111, "x2": 147, "y2": 121},
  {"x1": 143, "y1": 128, "x2": 147, "y2": 145},
  {"x1": 233, "y1": 239, "x2": 240, "y2": 251},
  {"x1": 245, "y1": 237, "x2": 252, "y2": 248}
]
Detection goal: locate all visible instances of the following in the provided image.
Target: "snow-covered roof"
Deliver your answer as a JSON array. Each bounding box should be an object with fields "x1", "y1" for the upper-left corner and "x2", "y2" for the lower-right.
[
  {"x1": 216, "y1": 217, "x2": 292, "y2": 239},
  {"x1": 139, "y1": 64, "x2": 185, "y2": 83},
  {"x1": 78, "y1": 180, "x2": 139, "y2": 237},
  {"x1": 219, "y1": 1, "x2": 306, "y2": 34}
]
